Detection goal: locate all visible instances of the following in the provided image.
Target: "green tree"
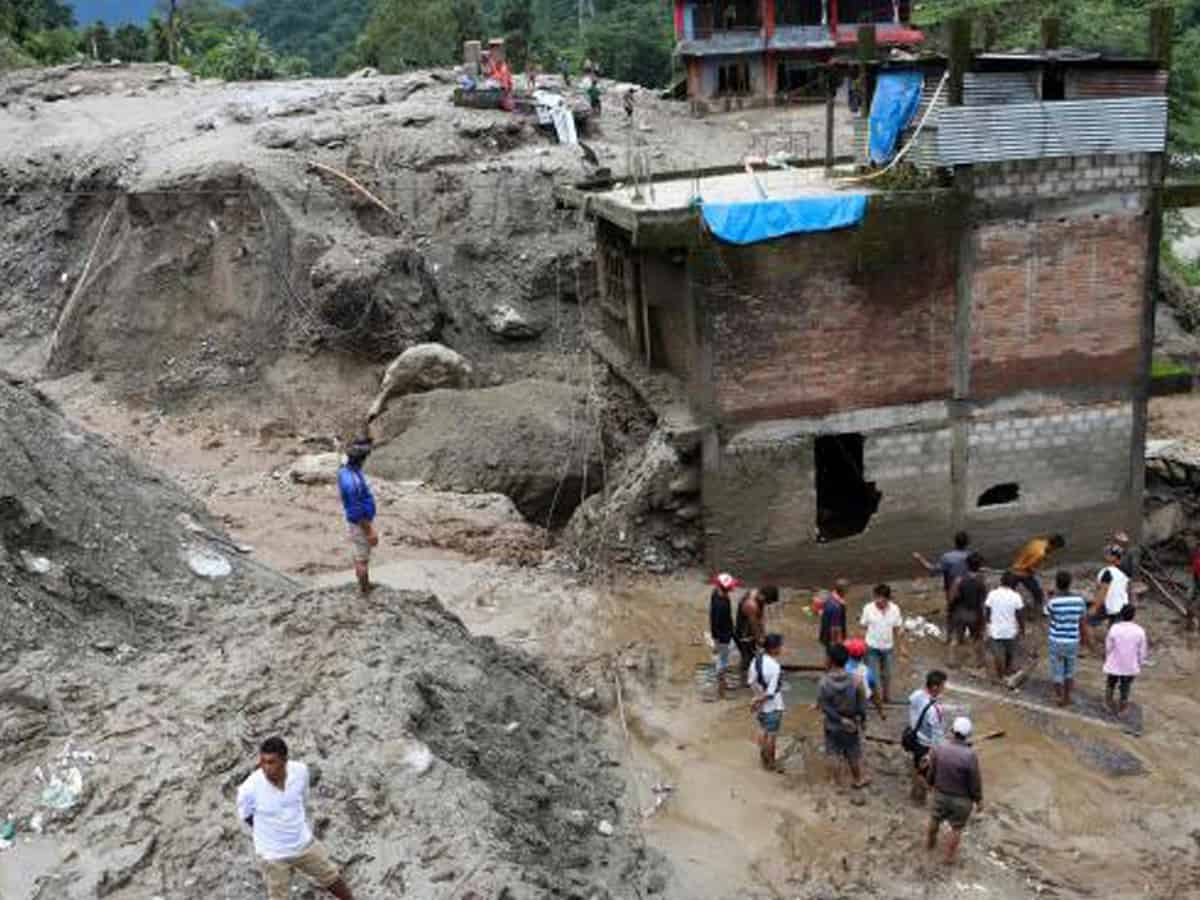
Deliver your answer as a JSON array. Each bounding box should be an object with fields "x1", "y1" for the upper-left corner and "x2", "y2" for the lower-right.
[
  {"x1": 352, "y1": 0, "x2": 461, "y2": 71},
  {"x1": 196, "y1": 28, "x2": 279, "y2": 79},
  {"x1": 113, "y1": 23, "x2": 149, "y2": 61},
  {"x1": 79, "y1": 19, "x2": 114, "y2": 60},
  {"x1": 23, "y1": 25, "x2": 77, "y2": 62},
  {"x1": 247, "y1": 0, "x2": 371, "y2": 76},
  {"x1": 499, "y1": 0, "x2": 533, "y2": 68},
  {"x1": 581, "y1": 0, "x2": 674, "y2": 86}
]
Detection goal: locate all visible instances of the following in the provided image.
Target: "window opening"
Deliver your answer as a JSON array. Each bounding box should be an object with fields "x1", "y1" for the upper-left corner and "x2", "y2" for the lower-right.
[
  {"x1": 815, "y1": 434, "x2": 882, "y2": 541},
  {"x1": 977, "y1": 483, "x2": 1020, "y2": 507}
]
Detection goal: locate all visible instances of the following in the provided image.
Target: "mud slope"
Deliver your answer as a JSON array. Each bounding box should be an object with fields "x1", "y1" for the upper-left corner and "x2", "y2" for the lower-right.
[{"x1": 0, "y1": 374, "x2": 662, "y2": 899}]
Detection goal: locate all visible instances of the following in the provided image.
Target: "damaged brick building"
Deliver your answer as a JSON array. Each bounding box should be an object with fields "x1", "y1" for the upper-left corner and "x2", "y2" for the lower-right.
[{"x1": 569, "y1": 34, "x2": 1169, "y2": 581}]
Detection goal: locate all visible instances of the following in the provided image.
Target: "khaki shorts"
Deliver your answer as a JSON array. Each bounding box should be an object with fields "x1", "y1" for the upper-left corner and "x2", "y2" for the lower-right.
[
  {"x1": 348, "y1": 523, "x2": 371, "y2": 564},
  {"x1": 931, "y1": 790, "x2": 974, "y2": 831},
  {"x1": 259, "y1": 840, "x2": 340, "y2": 900}
]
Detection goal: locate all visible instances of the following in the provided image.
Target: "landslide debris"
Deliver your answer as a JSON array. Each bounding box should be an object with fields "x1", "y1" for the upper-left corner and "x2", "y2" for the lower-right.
[{"x1": 0, "y1": 372, "x2": 663, "y2": 898}]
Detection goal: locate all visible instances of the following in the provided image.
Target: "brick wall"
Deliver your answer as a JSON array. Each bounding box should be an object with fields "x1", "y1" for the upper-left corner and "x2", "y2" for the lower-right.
[
  {"x1": 694, "y1": 196, "x2": 961, "y2": 422},
  {"x1": 968, "y1": 212, "x2": 1148, "y2": 398}
]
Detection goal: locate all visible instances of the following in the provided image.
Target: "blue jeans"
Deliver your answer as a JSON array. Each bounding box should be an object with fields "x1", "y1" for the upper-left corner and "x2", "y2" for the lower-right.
[
  {"x1": 1048, "y1": 640, "x2": 1078, "y2": 684},
  {"x1": 713, "y1": 641, "x2": 731, "y2": 675},
  {"x1": 866, "y1": 647, "x2": 893, "y2": 697},
  {"x1": 757, "y1": 710, "x2": 783, "y2": 735}
]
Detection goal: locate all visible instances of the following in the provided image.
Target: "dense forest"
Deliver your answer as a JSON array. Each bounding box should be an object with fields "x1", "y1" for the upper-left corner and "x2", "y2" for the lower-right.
[{"x1": 1, "y1": 0, "x2": 1200, "y2": 149}]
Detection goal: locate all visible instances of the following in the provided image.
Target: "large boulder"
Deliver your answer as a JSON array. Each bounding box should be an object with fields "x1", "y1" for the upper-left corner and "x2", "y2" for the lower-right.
[
  {"x1": 370, "y1": 380, "x2": 603, "y2": 525},
  {"x1": 367, "y1": 343, "x2": 473, "y2": 420}
]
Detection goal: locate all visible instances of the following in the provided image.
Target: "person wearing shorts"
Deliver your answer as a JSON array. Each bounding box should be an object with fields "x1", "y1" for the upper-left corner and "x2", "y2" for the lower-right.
[
  {"x1": 1046, "y1": 570, "x2": 1090, "y2": 707},
  {"x1": 237, "y1": 736, "x2": 355, "y2": 900},
  {"x1": 818, "y1": 642, "x2": 869, "y2": 788},
  {"x1": 749, "y1": 634, "x2": 786, "y2": 771},
  {"x1": 908, "y1": 670, "x2": 947, "y2": 804},
  {"x1": 926, "y1": 717, "x2": 982, "y2": 864},
  {"x1": 337, "y1": 437, "x2": 378, "y2": 595}
]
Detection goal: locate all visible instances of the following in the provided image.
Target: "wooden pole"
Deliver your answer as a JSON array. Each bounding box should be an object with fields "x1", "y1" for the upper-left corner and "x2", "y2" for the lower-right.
[
  {"x1": 1040, "y1": 17, "x2": 1061, "y2": 51},
  {"x1": 824, "y1": 71, "x2": 836, "y2": 173},
  {"x1": 1150, "y1": 3, "x2": 1174, "y2": 69},
  {"x1": 947, "y1": 14, "x2": 971, "y2": 107}
]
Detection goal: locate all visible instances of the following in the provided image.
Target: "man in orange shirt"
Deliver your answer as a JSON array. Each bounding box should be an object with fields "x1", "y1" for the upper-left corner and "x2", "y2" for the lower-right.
[{"x1": 1010, "y1": 534, "x2": 1065, "y2": 613}]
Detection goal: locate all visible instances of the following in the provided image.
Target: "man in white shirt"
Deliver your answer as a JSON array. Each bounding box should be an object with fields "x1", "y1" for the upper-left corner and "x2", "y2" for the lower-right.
[
  {"x1": 860, "y1": 583, "x2": 902, "y2": 704},
  {"x1": 985, "y1": 571, "x2": 1025, "y2": 679},
  {"x1": 236, "y1": 736, "x2": 355, "y2": 900},
  {"x1": 749, "y1": 633, "x2": 785, "y2": 772},
  {"x1": 1093, "y1": 545, "x2": 1130, "y2": 627}
]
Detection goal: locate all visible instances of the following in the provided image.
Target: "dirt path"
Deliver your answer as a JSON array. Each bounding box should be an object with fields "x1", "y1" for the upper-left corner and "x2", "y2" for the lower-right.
[{"x1": 30, "y1": 378, "x2": 1200, "y2": 899}]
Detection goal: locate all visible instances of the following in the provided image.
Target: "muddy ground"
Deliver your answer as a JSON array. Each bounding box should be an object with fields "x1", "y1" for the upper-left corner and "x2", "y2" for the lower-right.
[{"x1": 4, "y1": 370, "x2": 1199, "y2": 900}]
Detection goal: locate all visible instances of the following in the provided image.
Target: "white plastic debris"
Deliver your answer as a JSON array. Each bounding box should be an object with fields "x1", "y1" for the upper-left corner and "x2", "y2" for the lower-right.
[
  {"x1": 401, "y1": 740, "x2": 433, "y2": 776},
  {"x1": 504, "y1": 721, "x2": 521, "y2": 734},
  {"x1": 39, "y1": 766, "x2": 83, "y2": 810},
  {"x1": 19, "y1": 551, "x2": 51, "y2": 575},
  {"x1": 596, "y1": 819, "x2": 614, "y2": 837},
  {"x1": 187, "y1": 547, "x2": 232, "y2": 579},
  {"x1": 902, "y1": 616, "x2": 944, "y2": 640}
]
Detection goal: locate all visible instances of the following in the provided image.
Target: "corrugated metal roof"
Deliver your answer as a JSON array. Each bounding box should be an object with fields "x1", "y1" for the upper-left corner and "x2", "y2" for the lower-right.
[
  {"x1": 1064, "y1": 68, "x2": 1168, "y2": 99},
  {"x1": 936, "y1": 97, "x2": 1167, "y2": 165},
  {"x1": 963, "y1": 71, "x2": 1039, "y2": 105}
]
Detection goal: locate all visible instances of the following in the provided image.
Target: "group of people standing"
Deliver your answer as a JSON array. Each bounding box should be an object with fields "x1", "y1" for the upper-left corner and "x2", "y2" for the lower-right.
[{"x1": 913, "y1": 531, "x2": 1150, "y2": 716}]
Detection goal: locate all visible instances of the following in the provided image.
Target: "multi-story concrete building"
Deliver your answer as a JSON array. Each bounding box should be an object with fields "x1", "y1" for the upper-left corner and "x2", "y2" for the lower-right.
[
  {"x1": 675, "y1": 0, "x2": 924, "y2": 112},
  {"x1": 566, "y1": 44, "x2": 1170, "y2": 582}
]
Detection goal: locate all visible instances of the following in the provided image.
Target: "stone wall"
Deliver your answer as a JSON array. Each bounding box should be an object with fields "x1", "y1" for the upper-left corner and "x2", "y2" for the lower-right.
[{"x1": 972, "y1": 153, "x2": 1155, "y2": 201}]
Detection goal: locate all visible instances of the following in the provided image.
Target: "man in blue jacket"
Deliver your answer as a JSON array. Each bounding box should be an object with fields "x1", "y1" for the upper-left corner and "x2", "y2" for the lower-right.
[{"x1": 338, "y1": 436, "x2": 378, "y2": 595}]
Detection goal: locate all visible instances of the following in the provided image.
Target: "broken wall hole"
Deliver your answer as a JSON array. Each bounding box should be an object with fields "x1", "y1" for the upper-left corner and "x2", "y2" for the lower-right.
[
  {"x1": 978, "y1": 482, "x2": 1021, "y2": 508},
  {"x1": 815, "y1": 433, "x2": 882, "y2": 542}
]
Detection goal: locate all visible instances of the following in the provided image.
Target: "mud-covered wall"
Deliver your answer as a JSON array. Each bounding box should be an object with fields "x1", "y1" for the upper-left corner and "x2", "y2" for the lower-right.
[{"x1": 693, "y1": 164, "x2": 1155, "y2": 581}]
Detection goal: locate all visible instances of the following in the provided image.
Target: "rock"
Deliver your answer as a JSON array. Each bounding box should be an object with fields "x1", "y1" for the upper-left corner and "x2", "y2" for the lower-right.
[
  {"x1": 670, "y1": 533, "x2": 696, "y2": 552},
  {"x1": 267, "y1": 99, "x2": 317, "y2": 118},
  {"x1": 367, "y1": 343, "x2": 473, "y2": 420},
  {"x1": 401, "y1": 740, "x2": 434, "y2": 775},
  {"x1": 668, "y1": 469, "x2": 701, "y2": 496},
  {"x1": 673, "y1": 504, "x2": 700, "y2": 523},
  {"x1": 310, "y1": 123, "x2": 348, "y2": 147},
  {"x1": 193, "y1": 117, "x2": 217, "y2": 131},
  {"x1": 225, "y1": 102, "x2": 256, "y2": 124},
  {"x1": 254, "y1": 123, "x2": 300, "y2": 149},
  {"x1": 338, "y1": 89, "x2": 386, "y2": 109},
  {"x1": 309, "y1": 241, "x2": 442, "y2": 358},
  {"x1": 370, "y1": 380, "x2": 603, "y2": 526},
  {"x1": 67, "y1": 84, "x2": 83, "y2": 96},
  {"x1": 346, "y1": 67, "x2": 380, "y2": 79},
  {"x1": 1143, "y1": 500, "x2": 1184, "y2": 546},
  {"x1": 597, "y1": 820, "x2": 614, "y2": 837},
  {"x1": 187, "y1": 547, "x2": 232, "y2": 579},
  {"x1": 485, "y1": 303, "x2": 545, "y2": 341},
  {"x1": 289, "y1": 452, "x2": 342, "y2": 485}
]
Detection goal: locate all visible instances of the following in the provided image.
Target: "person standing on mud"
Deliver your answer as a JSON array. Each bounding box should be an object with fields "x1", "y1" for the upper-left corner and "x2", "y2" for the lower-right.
[
  {"x1": 1093, "y1": 545, "x2": 1130, "y2": 628},
  {"x1": 1104, "y1": 604, "x2": 1148, "y2": 719},
  {"x1": 906, "y1": 670, "x2": 947, "y2": 805},
  {"x1": 947, "y1": 553, "x2": 988, "y2": 667},
  {"x1": 1046, "y1": 570, "x2": 1090, "y2": 707},
  {"x1": 735, "y1": 585, "x2": 780, "y2": 674},
  {"x1": 709, "y1": 572, "x2": 739, "y2": 699},
  {"x1": 925, "y1": 716, "x2": 982, "y2": 864},
  {"x1": 237, "y1": 736, "x2": 356, "y2": 900},
  {"x1": 860, "y1": 584, "x2": 901, "y2": 703},
  {"x1": 749, "y1": 633, "x2": 786, "y2": 772},
  {"x1": 338, "y1": 436, "x2": 378, "y2": 595},
  {"x1": 1010, "y1": 533, "x2": 1065, "y2": 612},
  {"x1": 819, "y1": 642, "x2": 870, "y2": 788},
  {"x1": 985, "y1": 572, "x2": 1025, "y2": 680},
  {"x1": 913, "y1": 531, "x2": 972, "y2": 636},
  {"x1": 817, "y1": 578, "x2": 850, "y2": 654}
]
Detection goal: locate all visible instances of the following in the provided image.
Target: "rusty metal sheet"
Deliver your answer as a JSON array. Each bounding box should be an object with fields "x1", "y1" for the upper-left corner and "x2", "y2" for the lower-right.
[{"x1": 1064, "y1": 68, "x2": 1168, "y2": 99}]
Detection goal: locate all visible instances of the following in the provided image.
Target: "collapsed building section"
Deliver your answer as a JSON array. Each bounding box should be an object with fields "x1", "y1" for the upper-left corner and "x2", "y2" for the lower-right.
[{"x1": 565, "y1": 42, "x2": 1167, "y2": 581}]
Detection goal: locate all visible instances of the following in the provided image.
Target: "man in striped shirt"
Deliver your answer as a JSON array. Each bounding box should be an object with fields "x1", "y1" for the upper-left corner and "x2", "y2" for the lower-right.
[{"x1": 1045, "y1": 570, "x2": 1091, "y2": 707}]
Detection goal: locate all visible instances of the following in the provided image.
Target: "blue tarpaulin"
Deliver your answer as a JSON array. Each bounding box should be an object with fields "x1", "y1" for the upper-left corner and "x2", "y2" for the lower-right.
[
  {"x1": 869, "y1": 71, "x2": 924, "y2": 164},
  {"x1": 701, "y1": 195, "x2": 869, "y2": 245}
]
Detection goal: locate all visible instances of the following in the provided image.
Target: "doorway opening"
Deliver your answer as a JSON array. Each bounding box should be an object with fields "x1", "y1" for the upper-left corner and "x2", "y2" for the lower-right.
[
  {"x1": 978, "y1": 482, "x2": 1020, "y2": 507},
  {"x1": 815, "y1": 434, "x2": 882, "y2": 542}
]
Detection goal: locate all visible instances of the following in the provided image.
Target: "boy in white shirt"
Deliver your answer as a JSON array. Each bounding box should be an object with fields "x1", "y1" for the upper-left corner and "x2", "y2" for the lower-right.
[
  {"x1": 236, "y1": 736, "x2": 355, "y2": 900},
  {"x1": 985, "y1": 572, "x2": 1025, "y2": 679},
  {"x1": 1093, "y1": 545, "x2": 1130, "y2": 627},
  {"x1": 749, "y1": 633, "x2": 786, "y2": 772}
]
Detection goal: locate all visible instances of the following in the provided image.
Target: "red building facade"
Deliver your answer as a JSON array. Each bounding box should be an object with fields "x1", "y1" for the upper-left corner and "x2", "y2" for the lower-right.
[{"x1": 674, "y1": 0, "x2": 924, "y2": 111}]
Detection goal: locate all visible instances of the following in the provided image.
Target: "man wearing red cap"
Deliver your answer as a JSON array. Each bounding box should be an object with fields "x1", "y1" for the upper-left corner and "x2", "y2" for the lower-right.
[
  {"x1": 844, "y1": 639, "x2": 885, "y2": 720},
  {"x1": 709, "y1": 572, "x2": 741, "y2": 699}
]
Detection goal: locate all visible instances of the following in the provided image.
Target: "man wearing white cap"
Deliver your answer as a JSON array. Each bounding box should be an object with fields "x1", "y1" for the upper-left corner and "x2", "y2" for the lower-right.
[{"x1": 925, "y1": 716, "x2": 982, "y2": 864}]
